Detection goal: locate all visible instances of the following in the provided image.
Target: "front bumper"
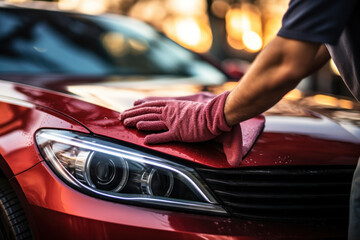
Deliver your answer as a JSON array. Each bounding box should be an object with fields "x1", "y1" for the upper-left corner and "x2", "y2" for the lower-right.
[{"x1": 13, "y1": 161, "x2": 347, "y2": 240}]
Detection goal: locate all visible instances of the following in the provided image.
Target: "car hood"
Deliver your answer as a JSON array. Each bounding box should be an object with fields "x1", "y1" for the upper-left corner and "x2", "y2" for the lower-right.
[{"x1": 1, "y1": 76, "x2": 360, "y2": 168}]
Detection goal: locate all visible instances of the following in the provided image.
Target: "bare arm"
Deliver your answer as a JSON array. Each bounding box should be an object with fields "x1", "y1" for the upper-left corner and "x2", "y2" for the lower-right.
[
  {"x1": 224, "y1": 36, "x2": 330, "y2": 125},
  {"x1": 308, "y1": 44, "x2": 331, "y2": 75}
]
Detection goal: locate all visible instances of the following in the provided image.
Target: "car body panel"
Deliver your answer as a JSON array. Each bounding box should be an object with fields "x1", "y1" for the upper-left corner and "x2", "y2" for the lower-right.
[
  {"x1": 13, "y1": 161, "x2": 347, "y2": 240},
  {"x1": 0, "y1": 93, "x2": 88, "y2": 176},
  {"x1": 0, "y1": 79, "x2": 359, "y2": 169}
]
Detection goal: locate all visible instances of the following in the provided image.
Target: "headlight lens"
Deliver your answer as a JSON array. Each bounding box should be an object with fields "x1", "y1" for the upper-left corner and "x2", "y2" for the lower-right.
[{"x1": 35, "y1": 129, "x2": 226, "y2": 214}]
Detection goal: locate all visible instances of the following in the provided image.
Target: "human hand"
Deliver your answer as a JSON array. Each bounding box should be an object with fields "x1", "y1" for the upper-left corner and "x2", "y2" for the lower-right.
[{"x1": 120, "y1": 91, "x2": 232, "y2": 144}]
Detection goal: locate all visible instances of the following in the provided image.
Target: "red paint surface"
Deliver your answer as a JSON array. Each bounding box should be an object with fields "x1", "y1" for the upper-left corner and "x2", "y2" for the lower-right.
[
  {"x1": 0, "y1": 76, "x2": 358, "y2": 239},
  {"x1": 0, "y1": 80, "x2": 359, "y2": 169},
  {"x1": 0, "y1": 97, "x2": 88, "y2": 176},
  {"x1": 13, "y1": 161, "x2": 347, "y2": 239}
]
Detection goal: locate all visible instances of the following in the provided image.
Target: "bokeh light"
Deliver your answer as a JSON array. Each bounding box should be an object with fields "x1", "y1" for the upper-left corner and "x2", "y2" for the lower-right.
[
  {"x1": 211, "y1": 0, "x2": 231, "y2": 18},
  {"x1": 4, "y1": 0, "x2": 27, "y2": 3},
  {"x1": 58, "y1": 0, "x2": 109, "y2": 14},
  {"x1": 167, "y1": 0, "x2": 206, "y2": 15},
  {"x1": 226, "y1": 8, "x2": 251, "y2": 39},
  {"x1": 102, "y1": 32, "x2": 128, "y2": 57},
  {"x1": 242, "y1": 30, "x2": 262, "y2": 52},
  {"x1": 128, "y1": 0, "x2": 167, "y2": 29},
  {"x1": 227, "y1": 35, "x2": 244, "y2": 50},
  {"x1": 9, "y1": 0, "x2": 290, "y2": 54},
  {"x1": 175, "y1": 18, "x2": 202, "y2": 46},
  {"x1": 163, "y1": 16, "x2": 213, "y2": 53},
  {"x1": 58, "y1": 0, "x2": 80, "y2": 10},
  {"x1": 259, "y1": 0, "x2": 289, "y2": 46},
  {"x1": 225, "y1": 3, "x2": 263, "y2": 52}
]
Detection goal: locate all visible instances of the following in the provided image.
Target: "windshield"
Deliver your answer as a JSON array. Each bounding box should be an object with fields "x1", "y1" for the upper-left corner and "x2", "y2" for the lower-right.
[{"x1": 0, "y1": 8, "x2": 226, "y2": 83}]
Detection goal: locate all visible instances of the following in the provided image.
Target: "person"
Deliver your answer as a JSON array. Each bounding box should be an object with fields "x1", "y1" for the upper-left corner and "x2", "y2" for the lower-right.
[{"x1": 121, "y1": 1, "x2": 360, "y2": 239}]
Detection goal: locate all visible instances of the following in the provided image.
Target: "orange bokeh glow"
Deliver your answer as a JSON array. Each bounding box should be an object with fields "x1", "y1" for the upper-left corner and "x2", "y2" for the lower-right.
[
  {"x1": 225, "y1": 3, "x2": 263, "y2": 52},
  {"x1": 163, "y1": 16, "x2": 213, "y2": 53}
]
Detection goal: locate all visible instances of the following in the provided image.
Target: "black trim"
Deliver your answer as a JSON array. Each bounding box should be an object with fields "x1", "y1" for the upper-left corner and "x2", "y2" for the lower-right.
[{"x1": 197, "y1": 165, "x2": 356, "y2": 222}]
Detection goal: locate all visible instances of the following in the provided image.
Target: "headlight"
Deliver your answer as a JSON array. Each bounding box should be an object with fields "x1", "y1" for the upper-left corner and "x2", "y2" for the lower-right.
[{"x1": 35, "y1": 129, "x2": 227, "y2": 215}]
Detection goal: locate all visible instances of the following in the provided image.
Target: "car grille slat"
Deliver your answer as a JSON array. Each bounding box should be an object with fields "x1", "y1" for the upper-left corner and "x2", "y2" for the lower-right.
[
  {"x1": 196, "y1": 166, "x2": 355, "y2": 222},
  {"x1": 199, "y1": 168, "x2": 353, "y2": 176},
  {"x1": 223, "y1": 201, "x2": 347, "y2": 210},
  {"x1": 215, "y1": 190, "x2": 348, "y2": 199},
  {"x1": 206, "y1": 179, "x2": 350, "y2": 187}
]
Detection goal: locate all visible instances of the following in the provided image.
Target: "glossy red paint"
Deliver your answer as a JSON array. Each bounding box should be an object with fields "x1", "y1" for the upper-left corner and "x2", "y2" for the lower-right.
[
  {"x1": 12, "y1": 161, "x2": 347, "y2": 240},
  {"x1": 0, "y1": 80, "x2": 359, "y2": 169},
  {"x1": 0, "y1": 95, "x2": 88, "y2": 177}
]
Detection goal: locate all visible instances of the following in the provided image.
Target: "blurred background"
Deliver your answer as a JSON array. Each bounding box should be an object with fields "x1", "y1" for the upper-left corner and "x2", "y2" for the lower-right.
[{"x1": 1, "y1": 0, "x2": 355, "y2": 99}]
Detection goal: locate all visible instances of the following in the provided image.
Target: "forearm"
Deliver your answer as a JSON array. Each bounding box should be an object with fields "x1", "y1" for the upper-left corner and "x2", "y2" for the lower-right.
[
  {"x1": 308, "y1": 44, "x2": 331, "y2": 75},
  {"x1": 224, "y1": 37, "x2": 322, "y2": 125}
]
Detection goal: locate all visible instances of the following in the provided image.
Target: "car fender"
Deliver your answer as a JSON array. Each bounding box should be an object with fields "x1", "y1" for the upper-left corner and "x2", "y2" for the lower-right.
[{"x1": 0, "y1": 96, "x2": 90, "y2": 177}]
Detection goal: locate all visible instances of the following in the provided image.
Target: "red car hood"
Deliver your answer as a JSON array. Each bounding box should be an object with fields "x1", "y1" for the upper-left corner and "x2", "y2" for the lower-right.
[{"x1": 1, "y1": 76, "x2": 359, "y2": 168}]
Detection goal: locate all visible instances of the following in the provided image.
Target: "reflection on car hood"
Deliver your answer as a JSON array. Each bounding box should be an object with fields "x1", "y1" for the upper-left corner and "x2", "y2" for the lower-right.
[
  {"x1": 0, "y1": 77, "x2": 359, "y2": 168},
  {"x1": 66, "y1": 78, "x2": 360, "y2": 142},
  {"x1": 66, "y1": 77, "x2": 214, "y2": 112}
]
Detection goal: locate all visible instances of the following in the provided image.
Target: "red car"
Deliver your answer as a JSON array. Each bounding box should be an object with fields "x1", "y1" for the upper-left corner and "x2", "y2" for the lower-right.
[{"x1": 0, "y1": 4, "x2": 359, "y2": 240}]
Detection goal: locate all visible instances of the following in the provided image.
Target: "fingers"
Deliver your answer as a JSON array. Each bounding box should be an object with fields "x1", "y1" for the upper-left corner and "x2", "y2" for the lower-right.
[
  {"x1": 121, "y1": 106, "x2": 162, "y2": 119},
  {"x1": 136, "y1": 121, "x2": 167, "y2": 131},
  {"x1": 132, "y1": 100, "x2": 168, "y2": 108},
  {"x1": 144, "y1": 131, "x2": 173, "y2": 144},
  {"x1": 123, "y1": 113, "x2": 160, "y2": 127},
  {"x1": 121, "y1": 100, "x2": 173, "y2": 119}
]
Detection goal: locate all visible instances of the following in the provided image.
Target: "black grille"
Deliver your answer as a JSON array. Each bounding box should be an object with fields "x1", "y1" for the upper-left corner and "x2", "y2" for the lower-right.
[{"x1": 197, "y1": 166, "x2": 355, "y2": 222}]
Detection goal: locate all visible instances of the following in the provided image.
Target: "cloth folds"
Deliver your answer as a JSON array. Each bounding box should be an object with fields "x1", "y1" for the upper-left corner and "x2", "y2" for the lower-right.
[{"x1": 123, "y1": 92, "x2": 265, "y2": 166}]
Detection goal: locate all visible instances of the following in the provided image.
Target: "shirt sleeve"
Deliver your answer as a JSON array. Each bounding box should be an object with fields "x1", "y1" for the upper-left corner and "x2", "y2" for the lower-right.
[{"x1": 278, "y1": 0, "x2": 357, "y2": 44}]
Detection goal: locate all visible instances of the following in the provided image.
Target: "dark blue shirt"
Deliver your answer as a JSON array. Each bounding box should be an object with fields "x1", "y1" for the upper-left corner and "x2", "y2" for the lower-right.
[{"x1": 278, "y1": 0, "x2": 360, "y2": 101}]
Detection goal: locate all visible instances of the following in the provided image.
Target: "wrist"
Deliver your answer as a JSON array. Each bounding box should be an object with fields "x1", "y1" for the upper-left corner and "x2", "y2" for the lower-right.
[
  {"x1": 205, "y1": 91, "x2": 232, "y2": 134},
  {"x1": 224, "y1": 91, "x2": 240, "y2": 126}
]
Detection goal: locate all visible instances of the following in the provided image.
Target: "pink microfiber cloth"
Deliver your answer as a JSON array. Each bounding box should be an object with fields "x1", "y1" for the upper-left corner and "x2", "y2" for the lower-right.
[
  {"x1": 124, "y1": 92, "x2": 265, "y2": 166},
  {"x1": 122, "y1": 92, "x2": 232, "y2": 143}
]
